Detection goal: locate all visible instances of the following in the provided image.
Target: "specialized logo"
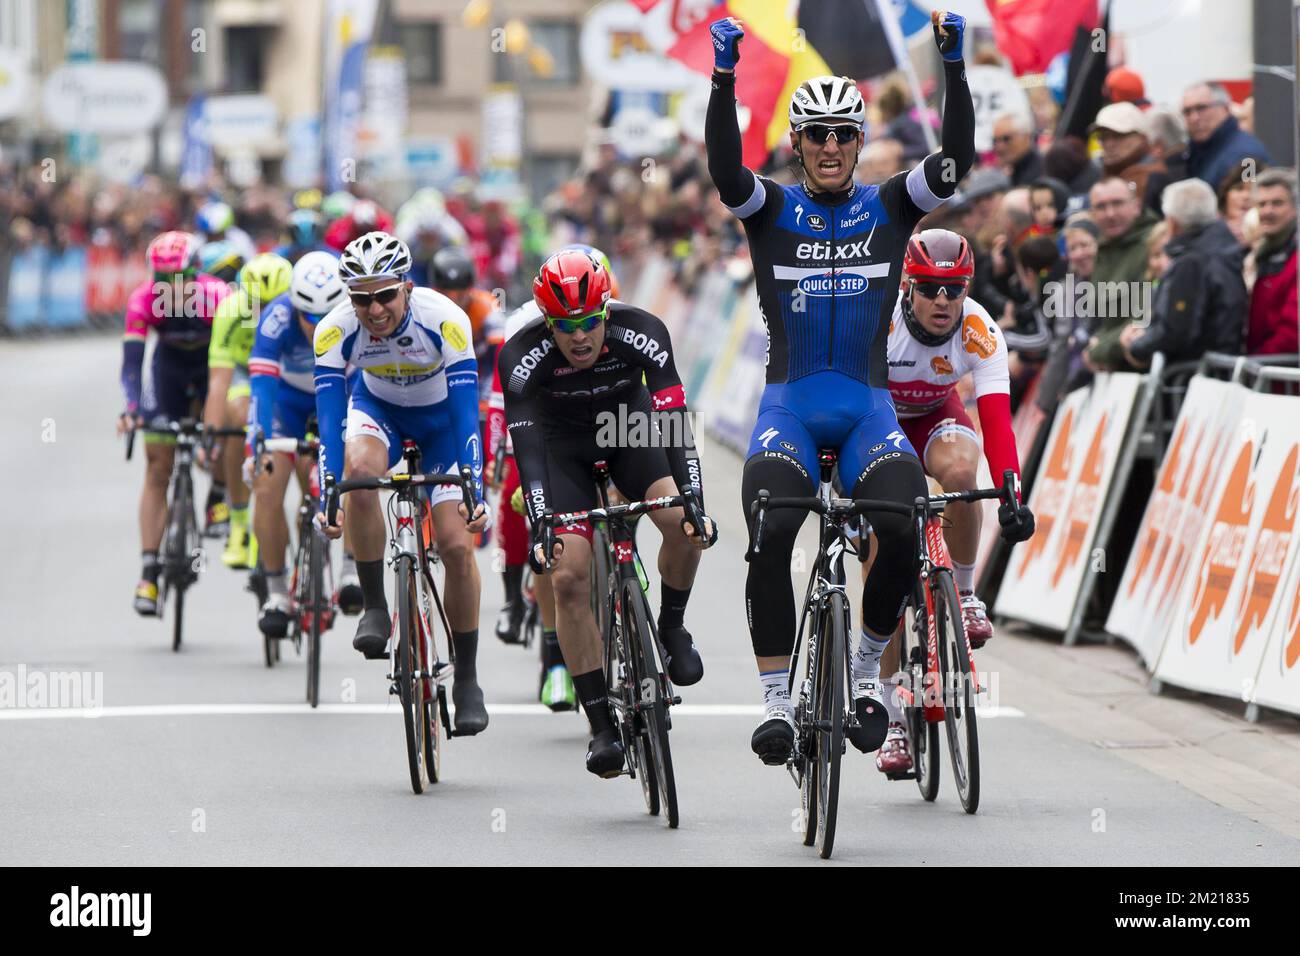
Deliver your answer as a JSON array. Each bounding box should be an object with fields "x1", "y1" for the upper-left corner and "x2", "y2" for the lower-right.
[
  {"x1": 758, "y1": 427, "x2": 779, "y2": 449},
  {"x1": 962, "y1": 315, "x2": 997, "y2": 359},
  {"x1": 794, "y1": 203, "x2": 804, "y2": 226},
  {"x1": 508, "y1": 338, "x2": 555, "y2": 391},
  {"x1": 886, "y1": 430, "x2": 906, "y2": 450},
  {"x1": 441, "y1": 319, "x2": 469, "y2": 353},
  {"x1": 806, "y1": 214, "x2": 827, "y2": 232},
  {"x1": 315, "y1": 325, "x2": 342, "y2": 356},
  {"x1": 795, "y1": 239, "x2": 873, "y2": 261},
  {"x1": 931, "y1": 355, "x2": 954, "y2": 376},
  {"x1": 609, "y1": 325, "x2": 668, "y2": 367},
  {"x1": 797, "y1": 272, "x2": 868, "y2": 297}
]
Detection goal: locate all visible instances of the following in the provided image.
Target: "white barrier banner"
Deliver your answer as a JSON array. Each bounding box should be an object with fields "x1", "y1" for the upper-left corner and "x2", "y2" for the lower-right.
[
  {"x1": 1106, "y1": 376, "x2": 1245, "y2": 665},
  {"x1": 699, "y1": 286, "x2": 765, "y2": 453},
  {"x1": 1254, "y1": 543, "x2": 1300, "y2": 715},
  {"x1": 995, "y1": 373, "x2": 1142, "y2": 631},
  {"x1": 1155, "y1": 389, "x2": 1300, "y2": 707}
]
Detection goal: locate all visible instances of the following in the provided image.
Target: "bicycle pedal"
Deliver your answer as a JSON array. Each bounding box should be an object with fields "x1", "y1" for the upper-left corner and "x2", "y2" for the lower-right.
[{"x1": 885, "y1": 771, "x2": 917, "y2": 781}]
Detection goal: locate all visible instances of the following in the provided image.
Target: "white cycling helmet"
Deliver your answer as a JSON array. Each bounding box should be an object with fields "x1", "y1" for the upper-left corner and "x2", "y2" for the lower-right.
[
  {"x1": 788, "y1": 75, "x2": 866, "y2": 130},
  {"x1": 290, "y1": 251, "x2": 348, "y2": 318},
  {"x1": 338, "y1": 230, "x2": 413, "y2": 287}
]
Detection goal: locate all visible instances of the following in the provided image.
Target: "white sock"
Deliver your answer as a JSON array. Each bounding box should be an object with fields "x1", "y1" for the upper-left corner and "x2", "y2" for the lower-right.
[
  {"x1": 759, "y1": 669, "x2": 793, "y2": 717},
  {"x1": 953, "y1": 559, "x2": 975, "y2": 593},
  {"x1": 851, "y1": 630, "x2": 891, "y2": 683},
  {"x1": 880, "y1": 675, "x2": 904, "y2": 723},
  {"x1": 266, "y1": 570, "x2": 288, "y2": 596}
]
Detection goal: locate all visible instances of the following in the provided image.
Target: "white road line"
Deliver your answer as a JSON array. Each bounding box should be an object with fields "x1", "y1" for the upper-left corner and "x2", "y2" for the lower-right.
[{"x1": 0, "y1": 702, "x2": 1025, "y2": 720}]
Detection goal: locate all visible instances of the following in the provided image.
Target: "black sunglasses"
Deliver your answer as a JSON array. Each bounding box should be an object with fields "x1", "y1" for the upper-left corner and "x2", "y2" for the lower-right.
[
  {"x1": 913, "y1": 280, "x2": 968, "y2": 300},
  {"x1": 349, "y1": 283, "x2": 403, "y2": 308},
  {"x1": 800, "y1": 124, "x2": 859, "y2": 145}
]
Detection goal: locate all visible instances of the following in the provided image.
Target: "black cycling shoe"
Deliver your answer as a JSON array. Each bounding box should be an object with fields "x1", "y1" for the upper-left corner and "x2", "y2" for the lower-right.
[
  {"x1": 451, "y1": 678, "x2": 489, "y2": 736},
  {"x1": 586, "y1": 728, "x2": 625, "y2": 778},
  {"x1": 257, "y1": 595, "x2": 291, "y2": 639},
  {"x1": 494, "y1": 602, "x2": 525, "y2": 645},
  {"x1": 658, "y1": 624, "x2": 704, "y2": 686},
  {"x1": 751, "y1": 708, "x2": 796, "y2": 766},
  {"x1": 846, "y1": 678, "x2": 890, "y2": 753},
  {"x1": 352, "y1": 607, "x2": 391, "y2": 660}
]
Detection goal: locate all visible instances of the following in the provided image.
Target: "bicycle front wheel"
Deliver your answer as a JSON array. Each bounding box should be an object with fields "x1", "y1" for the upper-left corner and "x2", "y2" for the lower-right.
[
  {"x1": 623, "y1": 578, "x2": 677, "y2": 829},
  {"x1": 305, "y1": 528, "x2": 325, "y2": 708},
  {"x1": 813, "y1": 592, "x2": 847, "y2": 859},
  {"x1": 396, "y1": 557, "x2": 432, "y2": 794},
  {"x1": 933, "y1": 569, "x2": 979, "y2": 814},
  {"x1": 901, "y1": 602, "x2": 940, "y2": 801}
]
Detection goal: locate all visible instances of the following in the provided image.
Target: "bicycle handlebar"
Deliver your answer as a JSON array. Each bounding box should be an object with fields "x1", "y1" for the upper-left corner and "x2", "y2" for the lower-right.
[
  {"x1": 749, "y1": 469, "x2": 1019, "y2": 556},
  {"x1": 539, "y1": 490, "x2": 691, "y2": 529},
  {"x1": 324, "y1": 464, "x2": 477, "y2": 528},
  {"x1": 125, "y1": 419, "x2": 244, "y2": 461}
]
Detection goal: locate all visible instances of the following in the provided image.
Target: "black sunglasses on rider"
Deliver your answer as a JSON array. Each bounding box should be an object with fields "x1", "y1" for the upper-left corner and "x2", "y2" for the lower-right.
[
  {"x1": 912, "y1": 280, "x2": 968, "y2": 300},
  {"x1": 349, "y1": 283, "x2": 403, "y2": 308},
  {"x1": 799, "y1": 124, "x2": 859, "y2": 145}
]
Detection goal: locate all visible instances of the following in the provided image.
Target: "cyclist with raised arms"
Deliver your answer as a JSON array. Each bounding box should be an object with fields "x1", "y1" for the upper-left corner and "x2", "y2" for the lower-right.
[
  {"x1": 706, "y1": 11, "x2": 976, "y2": 764},
  {"x1": 874, "y1": 228, "x2": 1035, "y2": 774},
  {"x1": 247, "y1": 251, "x2": 351, "y2": 637},
  {"x1": 499, "y1": 249, "x2": 716, "y2": 777},
  {"x1": 314, "y1": 231, "x2": 492, "y2": 736},
  {"x1": 117, "y1": 232, "x2": 233, "y2": 615}
]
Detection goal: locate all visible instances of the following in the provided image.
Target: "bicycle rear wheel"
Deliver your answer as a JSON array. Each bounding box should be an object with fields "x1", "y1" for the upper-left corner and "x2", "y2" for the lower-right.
[
  {"x1": 900, "y1": 602, "x2": 940, "y2": 800},
  {"x1": 932, "y1": 569, "x2": 979, "y2": 813},
  {"x1": 623, "y1": 578, "x2": 677, "y2": 829},
  {"x1": 165, "y1": 473, "x2": 195, "y2": 652},
  {"x1": 813, "y1": 592, "x2": 847, "y2": 859},
  {"x1": 396, "y1": 557, "x2": 432, "y2": 794},
  {"x1": 305, "y1": 528, "x2": 325, "y2": 708}
]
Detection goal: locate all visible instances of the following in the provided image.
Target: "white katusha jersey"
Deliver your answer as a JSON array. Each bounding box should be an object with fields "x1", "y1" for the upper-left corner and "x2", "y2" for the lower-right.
[
  {"x1": 314, "y1": 287, "x2": 475, "y2": 407},
  {"x1": 886, "y1": 293, "x2": 1009, "y2": 418}
]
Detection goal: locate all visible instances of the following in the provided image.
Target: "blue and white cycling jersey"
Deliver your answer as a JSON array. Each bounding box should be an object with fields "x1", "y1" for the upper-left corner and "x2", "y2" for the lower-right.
[
  {"x1": 248, "y1": 293, "x2": 316, "y2": 442},
  {"x1": 312, "y1": 287, "x2": 481, "y2": 499}
]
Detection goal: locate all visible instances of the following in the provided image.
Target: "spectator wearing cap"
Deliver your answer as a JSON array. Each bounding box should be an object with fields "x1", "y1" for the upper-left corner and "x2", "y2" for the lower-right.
[
  {"x1": 1245, "y1": 168, "x2": 1298, "y2": 357},
  {"x1": 1091, "y1": 102, "x2": 1169, "y2": 215},
  {"x1": 1179, "y1": 82, "x2": 1271, "y2": 189},
  {"x1": 992, "y1": 112, "x2": 1044, "y2": 187},
  {"x1": 1104, "y1": 67, "x2": 1150, "y2": 110},
  {"x1": 1084, "y1": 175, "x2": 1161, "y2": 370},
  {"x1": 1119, "y1": 178, "x2": 1247, "y2": 367}
]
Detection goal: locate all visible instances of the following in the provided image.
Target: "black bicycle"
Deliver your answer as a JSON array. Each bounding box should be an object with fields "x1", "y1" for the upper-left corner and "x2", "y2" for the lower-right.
[
  {"x1": 538, "y1": 465, "x2": 707, "y2": 829},
  {"x1": 127, "y1": 419, "x2": 244, "y2": 651},
  {"x1": 751, "y1": 451, "x2": 1017, "y2": 856},
  {"x1": 255, "y1": 434, "x2": 335, "y2": 706},
  {"x1": 326, "y1": 443, "x2": 477, "y2": 794}
]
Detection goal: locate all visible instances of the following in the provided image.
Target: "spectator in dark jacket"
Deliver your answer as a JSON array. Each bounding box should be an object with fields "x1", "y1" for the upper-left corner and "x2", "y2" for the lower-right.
[
  {"x1": 1044, "y1": 136, "x2": 1100, "y2": 207},
  {"x1": 993, "y1": 112, "x2": 1044, "y2": 187},
  {"x1": 1179, "y1": 82, "x2": 1271, "y2": 188},
  {"x1": 1246, "y1": 168, "x2": 1298, "y2": 356},
  {"x1": 1122, "y1": 178, "x2": 1247, "y2": 366}
]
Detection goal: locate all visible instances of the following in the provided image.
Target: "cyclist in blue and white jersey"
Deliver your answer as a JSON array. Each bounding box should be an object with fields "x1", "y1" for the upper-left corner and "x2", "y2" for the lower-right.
[
  {"x1": 705, "y1": 12, "x2": 976, "y2": 764},
  {"x1": 247, "y1": 251, "x2": 350, "y2": 638},
  {"x1": 313, "y1": 231, "x2": 492, "y2": 736}
]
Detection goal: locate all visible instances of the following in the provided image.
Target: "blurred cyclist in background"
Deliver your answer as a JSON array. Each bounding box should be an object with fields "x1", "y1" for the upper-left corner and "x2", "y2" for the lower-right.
[
  {"x1": 276, "y1": 209, "x2": 331, "y2": 264},
  {"x1": 196, "y1": 200, "x2": 256, "y2": 261}
]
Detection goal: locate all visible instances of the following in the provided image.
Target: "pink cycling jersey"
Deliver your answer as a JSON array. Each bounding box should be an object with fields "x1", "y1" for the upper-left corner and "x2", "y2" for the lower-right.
[{"x1": 123, "y1": 272, "x2": 231, "y2": 351}]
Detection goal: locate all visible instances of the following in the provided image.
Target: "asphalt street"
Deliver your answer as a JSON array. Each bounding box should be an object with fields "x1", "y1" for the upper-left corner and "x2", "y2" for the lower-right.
[{"x1": 3, "y1": 335, "x2": 1299, "y2": 865}]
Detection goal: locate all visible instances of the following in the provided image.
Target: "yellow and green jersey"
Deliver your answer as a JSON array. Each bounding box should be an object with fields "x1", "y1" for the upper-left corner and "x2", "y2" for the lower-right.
[{"x1": 208, "y1": 289, "x2": 261, "y2": 371}]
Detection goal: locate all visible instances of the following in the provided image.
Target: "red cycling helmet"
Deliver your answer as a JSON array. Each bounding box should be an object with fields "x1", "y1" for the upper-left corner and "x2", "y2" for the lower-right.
[
  {"x1": 533, "y1": 249, "x2": 611, "y2": 319},
  {"x1": 903, "y1": 228, "x2": 974, "y2": 282}
]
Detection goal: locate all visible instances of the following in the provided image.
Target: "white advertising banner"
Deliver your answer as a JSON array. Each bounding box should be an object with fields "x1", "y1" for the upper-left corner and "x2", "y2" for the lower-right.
[
  {"x1": 1107, "y1": 376, "x2": 1246, "y2": 665},
  {"x1": 995, "y1": 373, "x2": 1143, "y2": 631},
  {"x1": 1154, "y1": 390, "x2": 1300, "y2": 707}
]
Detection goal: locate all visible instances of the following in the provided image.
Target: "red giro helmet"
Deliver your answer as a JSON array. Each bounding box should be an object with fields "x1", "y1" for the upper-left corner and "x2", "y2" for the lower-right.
[
  {"x1": 903, "y1": 229, "x2": 974, "y2": 282},
  {"x1": 533, "y1": 249, "x2": 611, "y2": 319}
]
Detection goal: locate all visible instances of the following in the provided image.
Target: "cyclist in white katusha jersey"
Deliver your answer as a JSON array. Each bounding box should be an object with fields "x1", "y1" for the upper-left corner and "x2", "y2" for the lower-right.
[{"x1": 874, "y1": 228, "x2": 1034, "y2": 776}]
